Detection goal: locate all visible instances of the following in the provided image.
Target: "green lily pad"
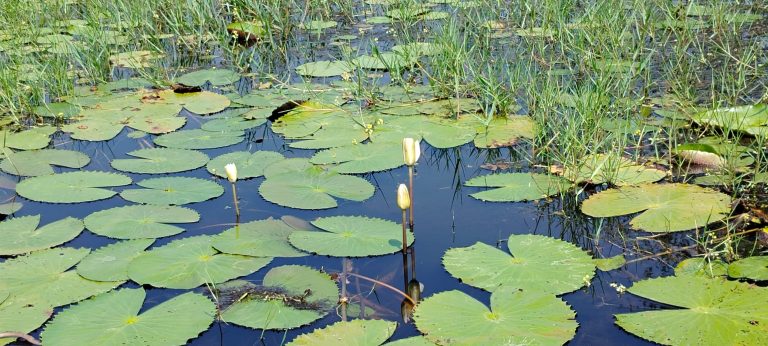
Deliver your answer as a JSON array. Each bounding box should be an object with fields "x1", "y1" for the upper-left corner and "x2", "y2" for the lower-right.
[
  {"x1": 40, "y1": 288, "x2": 215, "y2": 346},
  {"x1": 594, "y1": 254, "x2": 627, "y2": 272},
  {"x1": 727, "y1": 256, "x2": 768, "y2": 281},
  {"x1": 581, "y1": 183, "x2": 732, "y2": 233},
  {"x1": 84, "y1": 205, "x2": 200, "y2": 239},
  {"x1": 201, "y1": 116, "x2": 267, "y2": 132},
  {"x1": 207, "y1": 151, "x2": 284, "y2": 179},
  {"x1": 259, "y1": 159, "x2": 374, "y2": 209},
  {"x1": 127, "y1": 235, "x2": 272, "y2": 289},
  {"x1": 17, "y1": 171, "x2": 132, "y2": 203},
  {"x1": 564, "y1": 154, "x2": 666, "y2": 186},
  {"x1": 110, "y1": 148, "x2": 209, "y2": 174},
  {"x1": 213, "y1": 219, "x2": 306, "y2": 257},
  {"x1": 310, "y1": 142, "x2": 403, "y2": 174},
  {"x1": 271, "y1": 100, "x2": 347, "y2": 138},
  {"x1": 300, "y1": 20, "x2": 337, "y2": 30},
  {"x1": 615, "y1": 275, "x2": 768, "y2": 345},
  {"x1": 154, "y1": 89, "x2": 231, "y2": 115},
  {"x1": 76, "y1": 239, "x2": 155, "y2": 281},
  {"x1": 0, "y1": 149, "x2": 90, "y2": 176},
  {"x1": 288, "y1": 216, "x2": 414, "y2": 257},
  {"x1": 414, "y1": 286, "x2": 577, "y2": 345},
  {"x1": 286, "y1": 319, "x2": 397, "y2": 346},
  {"x1": 464, "y1": 173, "x2": 568, "y2": 202},
  {"x1": 154, "y1": 129, "x2": 244, "y2": 149},
  {"x1": 227, "y1": 21, "x2": 266, "y2": 40},
  {"x1": 176, "y1": 68, "x2": 240, "y2": 86},
  {"x1": 675, "y1": 258, "x2": 728, "y2": 278},
  {"x1": 443, "y1": 234, "x2": 595, "y2": 294},
  {"x1": 221, "y1": 265, "x2": 338, "y2": 329},
  {"x1": 295, "y1": 61, "x2": 353, "y2": 78},
  {"x1": 691, "y1": 104, "x2": 768, "y2": 136},
  {"x1": 473, "y1": 116, "x2": 535, "y2": 148},
  {"x1": 0, "y1": 126, "x2": 54, "y2": 151},
  {"x1": 120, "y1": 177, "x2": 224, "y2": 205},
  {"x1": 0, "y1": 202, "x2": 22, "y2": 215},
  {"x1": 0, "y1": 215, "x2": 83, "y2": 256},
  {"x1": 352, "y1": 52, "x2": 415, "y2": 70},
  {"x1": 384, "y1": 336, "x2": 437, "y2": 346},
  {"x1": 0, "y1": 248, "x2": 121, "y2": 340},
  {"x1": 34, "y1": 102, "x2": 80, "y2": 119}
]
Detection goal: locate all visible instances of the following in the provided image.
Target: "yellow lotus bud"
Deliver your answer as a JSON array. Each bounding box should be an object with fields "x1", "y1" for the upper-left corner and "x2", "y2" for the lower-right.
[
  {"x1": 224, "y1": 163, "x2": 237, "y2": 183},
  {"x1": 402, "y1": 138, "x2": 420, "y2": 166},
  {"x1": 397, "y1": 184, "x2": 410, "y2": 210}
]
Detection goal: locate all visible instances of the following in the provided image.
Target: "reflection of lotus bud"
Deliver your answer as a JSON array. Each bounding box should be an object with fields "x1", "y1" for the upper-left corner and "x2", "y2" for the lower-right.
[
  {"x1": 400, "y1": 298, "x2": 414, "y2": 324},
  {"x1": 397, "y1": 184, "x2": 410, "y2": 210},
  {"x1": 225, "y1": 163, "x2": 237, "y2": 183},
  {"x1": 402, "y1": 138, "x2": 420, "y2": 166}
]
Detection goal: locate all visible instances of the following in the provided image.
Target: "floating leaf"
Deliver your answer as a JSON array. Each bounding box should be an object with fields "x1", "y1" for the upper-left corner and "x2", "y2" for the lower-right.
[
  {"x1": 213, "y1": 219, "x2": 306, "y2": 257},
  {"x1": 310, "y1": 142, "x2": 403, "y2": 174},
  {"x1": 84, "y1": 205, "x2": 199, "y2": 239},
  {"x1": 0, "y1": 126, "x2": 54, "y2": 151},
  {"x1": 691, "y1": 104, "x2": 768, "y2": 136},
  {"x1": 615, "y1": 275, "x2": 768, "y2": 345},
  {"x1": 0, "y1": 248, "x2": 121, "y2": 339},
  {"x1": 727, "y1": 256, "x2": 767, "y2": 281},
  {"x1": 464, "y1": 173, "x2": 568, "y2": 202},
  {"x1": 76, "y1": 239, "x2": 154, "y2": 281},
  {"x1": 384, "y1": 336, "x2": 437, "y2": 346},
  {"x1": 0, "y1": 215, "x2": 83, "y2": 256},
  {"x1": 564, "y1": 154, "x2": 666, "y2": 186},
  {"x1": 201, "y1": 116, "x2": 266, "y2": 132},
  {"x1": 154, "y1": 129, "x2": 244, "y2": 149},
  {"x1": 288, "y1": 216, "x2": 413, "y2": 257},
  {"x1": 0, "y1": 202, "x2": 21, "y2": 215},
  {"x1": 295, "y1": 61, "x2": 353, "y2": 78},
  {"x1": 259, "y1": 159, "x2": 374, "y2": 209},
  {"x1": 0, "y1": 149, "x2": 89, "y2": 176},
  {"x1": 594, "y1": 254, "x2": 626, "y2": 272},
  {"x1": 221, "y1": 265, "x2": 338, "y2": 329},
  {"x1": 675, "y1": 258, "x2": 728, "y2": 278},
  {"x1": 110, "y1": 148, "x2": 208, "y2": 174},
  {"x1": 286, "y1": 319, "x2": 397, "y2": 346},
  {"x1": 443, "y1": 234, "x2": 595, "y2": 294},
  {"x1": 207, "y1": 151, "x2": 284, "y2": 179},
  {"x1": 41, "y1": 288, "x2": 215, "y2": 346},
  {"x1": 154, "y1": 89, "x2": 231, "y2": 115},
  {"x1": 176, "y1": 68, "x2": 240, "y2": 86},
  {"x1": 120, "y1": 177, "x2": 224, "y2": 205},
  {"x1": 128, "y1": 235, "x2": 271, "y2": 289},
  {"x1": 414, "y1": 286, "x2": 577, "y2": 345},
  {"x1": 581, "y1": 183, "x2": 732, "y2": 233},
  {"x1": 473, "y1": 116, "x2": 535, "y2": 148},
  {"x1": 17, "y1": 171, "x2": 132, "y2": 203}
]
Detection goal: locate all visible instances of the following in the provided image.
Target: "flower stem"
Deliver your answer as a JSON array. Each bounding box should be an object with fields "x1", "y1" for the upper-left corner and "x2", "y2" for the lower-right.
[
  {"x1": 408, "y1": 165, "x2": 414, "y2": 228},
  {"x1": 230, "y1": 182, "x2": 240, "y2": 217}
]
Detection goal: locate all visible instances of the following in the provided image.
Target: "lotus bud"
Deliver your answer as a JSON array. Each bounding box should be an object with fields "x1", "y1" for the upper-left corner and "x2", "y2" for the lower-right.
[
  {"x1": 225, "y1": 163, "x2": 238, "y2": 183},
  {"x1": 402, "y1": 138, "x2": 420, "y2": 166},
  {"x1": 397, "y1": 184, "x2": 410, "y2": 210}
]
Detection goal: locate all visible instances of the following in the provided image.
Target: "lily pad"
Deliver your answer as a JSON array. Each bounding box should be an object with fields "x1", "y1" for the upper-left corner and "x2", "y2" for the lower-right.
[
  {"x1": 84, "y1": 205, "x2": 200, "y2": 239},
  {"x1": 581, "y1": 183, "x2": 732, "y2": 233},
  {"x1": 259, "y1": 159, "x2": 374, "y2": 209},
  {"x1": 0, "y1": 149, "x2": 90, "y2": 176},
  {"x1": 615, "y1": 275, "x2": 768, "y2": 345},
  {"x1": 76, "y1": 239, "x2": 155, "y2": 281},
  {"x1": 120, "y1": 177, "x2": 224, "y2": 205},
  {"x1": 691, "y1": 104, "x2": 768, "y2": 136},
  {"x1": 154, "y1": 89, "x2": 231, "y2": 115},
  {"x1": 127, "y1": 235, "x2": 272, "y2": 289},
  {"x1": 464, "y1": 173, "x2": 568, "y2": 202},
  {"x1": 201, "y1": 116, "x2": 266, "y2": 132},
  {"x1": 310, "y1": 142, "x2": 403, "y2": 174},
  {"x1": 0, "y1": 215, "x2": 84, "y2": 256},
  {"x1": 473, "y1": 116, "x2": 535, "y2": 148},
  {"x1": 594, "y1": 254, "x2": 627, "y2": 272},
  {"x1": 675, "y1": 258, "x2": 728, "y2": 278},
  {"x1": 40, "y1": 288, "x2": 215, "y2": 346},
  {"x1": 213, "y1": 219, "x2": 306, "y2": 257},
  {"x1": 727, "y1": 256, "x2": 767, "y2": 281},
  {"x1": 443, "y1": 234, "x2": 595, "y2": 294},
  {"x1": 221, "y1": 265, "x2": 338, "y2": 329},
  {"x1": 286, "y1": 319, "x2": 397, "y2": 346},
  {"x1": 0, "y1": 126, "x2": 54, "y2": 151},
  {"x1": 295, "y1": 60, "x2": 353, "y2": 78},
  {"x1": 154, "y1": 129, "x2": 244, "y2": 149},
  {"x1": 176, "y1": 68, "x2": 240, "y2": 86},
  {"x1": 288, "y1": 216, "x2": 414, "y2": 257},
  {"x1": 17, "y1": 171, "x2": 132, "y2": 203},
  {"x1": 111, "y1": 148, "x2": 209, "y2": 174},
  {"x1": 207, "y1": 151, "x2": 284, "y2": 179},
  {"x1": 564, "y1": 154, "x2": 666, "y2": 186},
  {"x1": 414, "y1": 286, "x2": 577, "y2": 345}
]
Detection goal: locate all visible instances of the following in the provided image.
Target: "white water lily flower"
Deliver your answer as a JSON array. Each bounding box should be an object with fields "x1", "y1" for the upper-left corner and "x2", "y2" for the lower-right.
[
  {"x1": 397, "y1": 184, "x2": 410, "y2": 210},
  {"x1": 224, "y1": 163, "x2": 237, "y2": 183},
  {"x1": 402, "y1": 138, "x2": 420, "y2": 166}
]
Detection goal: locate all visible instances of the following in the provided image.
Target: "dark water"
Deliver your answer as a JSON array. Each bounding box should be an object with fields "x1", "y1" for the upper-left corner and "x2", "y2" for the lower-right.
[{"x1": 1, "y1": 111, "x2": 682, "y2": 345}]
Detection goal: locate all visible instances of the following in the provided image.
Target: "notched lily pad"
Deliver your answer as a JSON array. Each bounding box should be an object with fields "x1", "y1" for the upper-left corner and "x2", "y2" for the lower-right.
[
  {"x1": 111, "y1": 148, "x2": 209, "y2": 174},
  {"x1": 213, "y1": 219, "x2": 307, "y2": 258},
  {"x1": 286, "y1": 319, "x2": 397, "y2": 346},
  {"x1": 564, "y1": 154, "x2": 666, "y2": 186},
  {"x1": 727, "y1": 256, "x2": 767, "y2": 281},
  {"x1": 443, "y1": 234, "x2": 595, "y2": 294},
  {"x1": 120, "y1": 177, "x2": 224, "y2": 205},
  {"x1": 289, "y1": 216, "x2": 414, "y2": 257},
  {"x1": 154, "y1": 129, "x2": 244, "y2": 149},
  {"x1": 17, "y1": 171, "x2": 132, "y2": 203},
  {"x1": 76, "y1": 239, "x2": 155, "y2": 282},
  {"x1": 0, "y1": 215, "x2": 84, "y2": 256},
  {"x1": 207, "y1": 151, "x2": 284, "y2": 179},
  {"x1": 581, "y1": 183, "x2": 732, "y2": 233},
  {"x1": 84, "y1": 205, "x2": 200, "y2": 239},
  {"x1": 464, "y1": 173, "x2": 568, "y2": 202},
  {"x1": 0, "y1": 149, "x2": 90, "y2": 176}
]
